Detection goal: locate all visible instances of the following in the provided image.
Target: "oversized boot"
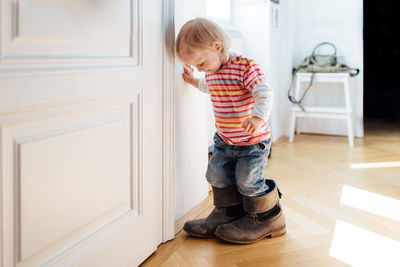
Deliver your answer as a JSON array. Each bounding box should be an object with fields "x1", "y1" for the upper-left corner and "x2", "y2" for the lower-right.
[
  {"x1": 183, "y1": 185, "x2": 245, "y2": 238},
  {"x1": 214, "y1": 179, "x2": 286, "y2": 244}
]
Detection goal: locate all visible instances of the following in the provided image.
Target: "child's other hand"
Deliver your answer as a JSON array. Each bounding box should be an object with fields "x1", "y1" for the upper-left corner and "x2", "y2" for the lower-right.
[
  {"x1": 182, "y1": 64, "x2": 194, "y2": 84},
  {"x1": 242, "y1": 117, "x2": 264, "y2": 134}
]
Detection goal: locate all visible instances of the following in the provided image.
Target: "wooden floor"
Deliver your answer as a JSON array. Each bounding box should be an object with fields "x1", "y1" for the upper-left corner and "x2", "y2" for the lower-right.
[{"x1": 142, "y1": 120, "x2": 400, "y2": 267}]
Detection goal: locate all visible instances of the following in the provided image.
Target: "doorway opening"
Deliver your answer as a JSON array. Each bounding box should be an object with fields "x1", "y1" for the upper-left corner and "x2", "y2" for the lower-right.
[{"x1": 363, "y1": 0, "x2": 400, "y2": 130}]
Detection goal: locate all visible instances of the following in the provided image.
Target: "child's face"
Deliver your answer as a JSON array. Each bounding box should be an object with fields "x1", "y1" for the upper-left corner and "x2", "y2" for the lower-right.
[{"x1": 179, "y1": 45, "x2": 223, "y2": 73}]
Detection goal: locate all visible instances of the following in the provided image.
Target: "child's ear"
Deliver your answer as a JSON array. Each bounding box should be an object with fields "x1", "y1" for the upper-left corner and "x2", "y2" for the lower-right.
[{"x1": 211, "y1": 42, "x2": 222, "y2": 51}]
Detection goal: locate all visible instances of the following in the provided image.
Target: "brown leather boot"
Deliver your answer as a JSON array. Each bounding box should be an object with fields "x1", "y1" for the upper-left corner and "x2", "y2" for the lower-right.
[
  {"x1": 183, "y1": 185, "x2": 245, "y2": 238},
  {"x1": 214, "y1": 179, "x2": 286, "y2": 244}
]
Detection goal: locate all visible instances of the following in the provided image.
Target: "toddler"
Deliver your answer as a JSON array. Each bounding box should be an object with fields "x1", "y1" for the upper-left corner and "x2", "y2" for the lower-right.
[{"x1": 176, "y1": 17, "x2": 286, "y2": 244}]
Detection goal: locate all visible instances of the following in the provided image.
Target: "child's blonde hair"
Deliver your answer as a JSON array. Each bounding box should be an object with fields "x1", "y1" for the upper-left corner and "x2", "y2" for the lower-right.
[{"x1": 176, "y1": 17, "x2": 231, "y2": 63}]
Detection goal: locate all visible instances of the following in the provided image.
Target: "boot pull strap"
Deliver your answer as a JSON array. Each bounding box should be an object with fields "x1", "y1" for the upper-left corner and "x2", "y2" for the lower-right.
[{"x1": 277, "y1": 187, "x2": 282, "y2": 199}]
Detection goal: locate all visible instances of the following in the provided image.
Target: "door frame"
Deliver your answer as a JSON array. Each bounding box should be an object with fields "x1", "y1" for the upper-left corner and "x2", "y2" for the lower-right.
[{"x1": 162, "y1": 0, "x2": 175, "y2": 242}]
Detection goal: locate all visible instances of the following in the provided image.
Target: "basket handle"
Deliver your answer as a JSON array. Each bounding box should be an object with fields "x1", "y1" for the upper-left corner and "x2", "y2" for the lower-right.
[{"x1": 312, "y1": 42, "x2": 337, "y2": 57}]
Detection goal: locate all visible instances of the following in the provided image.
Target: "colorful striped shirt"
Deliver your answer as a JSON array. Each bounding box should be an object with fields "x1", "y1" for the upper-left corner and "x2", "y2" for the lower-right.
[{"x1": 199, "y1": 53, "x2": 273, "y2": 145}]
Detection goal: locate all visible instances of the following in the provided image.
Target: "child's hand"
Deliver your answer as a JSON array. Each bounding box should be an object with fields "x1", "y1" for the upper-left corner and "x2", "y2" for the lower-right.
[
  {"x1": 242, "y1": 116, "x2": 264, "y2": 134},
  {"x1": 182, "y1": 64, "x2": 194, "y2": 84}
]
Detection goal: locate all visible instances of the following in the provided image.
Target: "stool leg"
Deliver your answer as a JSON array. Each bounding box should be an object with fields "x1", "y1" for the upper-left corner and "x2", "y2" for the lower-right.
[
  {"x1": 289, "y1": 111, "x2": 296, "y2": 143},
  {"x1": 344, "y1": 77, "x2": 354, "y2": 147},
  {"x1": 295, "y1": 118, "x2": 301, "y2": 134},
  {"x1": 291, "y1": 75, "x2": 302, "y2": 141},
  {"x1": 347, "y1": 115, "x2": 354, "y2": 147}
]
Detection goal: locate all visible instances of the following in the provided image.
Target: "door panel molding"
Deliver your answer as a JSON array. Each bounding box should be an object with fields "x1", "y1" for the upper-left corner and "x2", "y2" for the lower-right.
[
  {"x1": 0, "y1": 94, "x2": 144, "y2": 266},
  {"x1": 0, "y1": 0, "x2": 143, "y2": 74}
]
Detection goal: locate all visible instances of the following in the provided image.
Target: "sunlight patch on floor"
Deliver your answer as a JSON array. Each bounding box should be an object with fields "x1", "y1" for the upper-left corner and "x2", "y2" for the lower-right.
[
  {"x1": 340, "y1": 185, "x2": 400, "y2": 222},
  {"x1": 329, "y1": 220, "x2": 400, "y2": 267},
  {"x1": 351, "y1": 161, "x2": 400, "y2": 169}
]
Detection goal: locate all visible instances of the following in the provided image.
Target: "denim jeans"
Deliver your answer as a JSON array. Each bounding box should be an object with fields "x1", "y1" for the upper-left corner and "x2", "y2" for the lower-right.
[{"x1": 206, "y1": 133, "x2": 271, "y2": 197}]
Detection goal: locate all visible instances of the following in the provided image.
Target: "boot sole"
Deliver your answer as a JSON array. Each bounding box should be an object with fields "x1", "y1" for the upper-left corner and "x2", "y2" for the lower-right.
[
  {"x1": 186, "y1": 232, "x2": 214, "y2": 238},
  {"x1": 215, "y1": 225, "x2": 286, "y2": 244},
  {"x1": 183, "y1": 228, "x2": 214, "y2": 238}
]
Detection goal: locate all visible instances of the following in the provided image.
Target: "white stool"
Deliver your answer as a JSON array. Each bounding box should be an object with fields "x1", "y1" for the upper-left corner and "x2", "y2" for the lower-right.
[{"x1": 289, "y1": 72, "x2": 354, "y2": 147}]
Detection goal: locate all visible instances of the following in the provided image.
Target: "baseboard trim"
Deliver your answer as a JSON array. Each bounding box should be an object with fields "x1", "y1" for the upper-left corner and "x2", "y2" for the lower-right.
[{"x1": 174, "y1": 193, "x2": 213, "y2": 234}]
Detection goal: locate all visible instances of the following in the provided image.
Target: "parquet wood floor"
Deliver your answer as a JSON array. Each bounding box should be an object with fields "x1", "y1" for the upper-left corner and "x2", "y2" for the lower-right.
[{"x1": 142, "y1": 120, "x2": 400, "y2": 266}]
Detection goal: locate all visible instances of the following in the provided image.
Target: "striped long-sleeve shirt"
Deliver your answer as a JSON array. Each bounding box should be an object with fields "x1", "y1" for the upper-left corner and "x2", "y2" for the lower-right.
[{"x1": 198, "y1": 53, "x2": 273, "y2": 145}]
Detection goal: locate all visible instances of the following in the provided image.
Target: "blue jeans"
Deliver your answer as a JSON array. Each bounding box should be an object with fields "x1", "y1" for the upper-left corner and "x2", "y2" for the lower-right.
[{"x1": 206, "y1": 133, "x2": 271, "y2": 197}]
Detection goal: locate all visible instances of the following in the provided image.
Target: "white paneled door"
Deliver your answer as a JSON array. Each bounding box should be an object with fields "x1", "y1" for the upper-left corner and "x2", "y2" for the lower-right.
[{"x1": 0, "y1": 0, "x2": 170, "y2": 266}]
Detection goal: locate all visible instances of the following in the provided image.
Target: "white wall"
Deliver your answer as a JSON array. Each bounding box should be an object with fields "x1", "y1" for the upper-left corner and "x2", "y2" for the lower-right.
[
  {"x1": 174, "y1": 0, "x2": 210, "y2": 221},
  {"x1": 270, "y1": 0, "x2": 295, "y2": 141},
  {"x1": 231, "y1": 0, "x2": 363, "y2": 140},
  {"x1": 291, "y1": 0, "x2": 364, "y2": 137}
]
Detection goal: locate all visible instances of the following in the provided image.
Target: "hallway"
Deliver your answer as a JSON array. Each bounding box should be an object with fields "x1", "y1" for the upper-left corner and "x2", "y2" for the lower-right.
[{"x1": 143, "y1": 121, "x2": 400, "y2": 266}]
